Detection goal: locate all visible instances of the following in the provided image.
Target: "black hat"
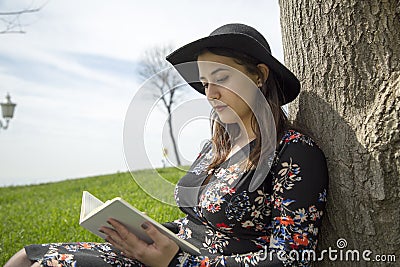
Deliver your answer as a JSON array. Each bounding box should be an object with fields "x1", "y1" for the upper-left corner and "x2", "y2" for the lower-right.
[{"x1": 166, "y1": 23, "x2": 300, "y2": 105}]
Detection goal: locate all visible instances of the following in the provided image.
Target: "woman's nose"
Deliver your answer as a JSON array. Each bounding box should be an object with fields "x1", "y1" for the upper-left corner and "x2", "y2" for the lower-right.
[{"x1": 206, "y1": 83, "x2": 220, "y2": 100}]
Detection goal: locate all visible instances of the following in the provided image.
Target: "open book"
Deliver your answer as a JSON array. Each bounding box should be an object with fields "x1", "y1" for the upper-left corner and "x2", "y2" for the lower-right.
[{"x1": 79, "y1": 191, "x2": 200, "y2": 255}]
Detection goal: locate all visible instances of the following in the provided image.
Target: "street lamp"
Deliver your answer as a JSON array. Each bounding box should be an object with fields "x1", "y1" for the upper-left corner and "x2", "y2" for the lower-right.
[{"x1": 0, "y1": 93, "x2": 17, "y2": 131}]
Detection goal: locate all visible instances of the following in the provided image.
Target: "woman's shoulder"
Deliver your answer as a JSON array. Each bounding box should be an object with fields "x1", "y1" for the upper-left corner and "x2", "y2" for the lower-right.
[
  {"x1": 197, "y1": 139, "x2": 213, "y2": 157},
  {"x1": 190, "y1": 140, "x2": 213, "y2": 168},
  {"x1": 276, "y1": 129, "x2": 329, "y2": 186},
  {"x1": 277, "y1": 129, "x2": 327, "y2": 159},
  {"x1": 279, "y1": 129, "x2": 317, "y2": 147}
]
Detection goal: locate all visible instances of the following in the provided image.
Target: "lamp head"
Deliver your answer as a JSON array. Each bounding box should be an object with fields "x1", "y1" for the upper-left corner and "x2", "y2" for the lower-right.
[{"x1": 1, "y1": 93, "x2": 17, "y2": 119}]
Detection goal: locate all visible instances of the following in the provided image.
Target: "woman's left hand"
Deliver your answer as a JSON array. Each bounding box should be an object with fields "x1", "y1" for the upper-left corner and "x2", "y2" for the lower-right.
[{"x1": 100, "y1": 218, "x2": 180, "y2": 267}]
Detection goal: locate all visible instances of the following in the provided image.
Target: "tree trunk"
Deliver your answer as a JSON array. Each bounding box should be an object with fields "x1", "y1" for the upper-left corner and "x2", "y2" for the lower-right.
[
  {"x1": 279, "y1": 0, "x2": 400, "y2": 266},
  {"x1": 167, "y1": 109, "x2": 182, "y2": 166}
]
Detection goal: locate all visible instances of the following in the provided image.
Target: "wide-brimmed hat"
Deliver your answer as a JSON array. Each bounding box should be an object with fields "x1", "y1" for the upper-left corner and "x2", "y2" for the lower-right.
[{"x1": 166, "y1": 23, "x2": 300, "y2": 105}]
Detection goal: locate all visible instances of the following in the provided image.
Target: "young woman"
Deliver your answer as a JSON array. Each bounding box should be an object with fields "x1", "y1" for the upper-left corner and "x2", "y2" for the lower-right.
[{"x1": 6, "y1": 23, "x2": 329, "y2": 267}]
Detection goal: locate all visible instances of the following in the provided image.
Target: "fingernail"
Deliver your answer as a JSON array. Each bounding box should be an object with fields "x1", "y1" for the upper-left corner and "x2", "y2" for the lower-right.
[{"x1": 141, "y1": 222, "x2": 149, "y2": 229}]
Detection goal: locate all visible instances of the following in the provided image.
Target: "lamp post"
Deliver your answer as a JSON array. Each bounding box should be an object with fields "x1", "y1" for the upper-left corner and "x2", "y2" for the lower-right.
[
  {"x1": 0, "y1": 93, "x2": 17, "y2": 131},
  {"x1": 162, "y1": 147, "x2": 168, "y2": 168}
]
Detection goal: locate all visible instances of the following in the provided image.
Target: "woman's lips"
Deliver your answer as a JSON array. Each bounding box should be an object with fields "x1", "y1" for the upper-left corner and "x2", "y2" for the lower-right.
[{"x1": 214, "y1": 105, "x2": 227, "y2": 112}]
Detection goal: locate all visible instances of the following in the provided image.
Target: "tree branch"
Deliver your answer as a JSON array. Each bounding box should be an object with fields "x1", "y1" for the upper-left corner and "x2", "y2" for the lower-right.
[
  {"x1": 0, "y1": 8, "x2": 41, "y2": 16},
  {"x1": 0, "y1": 30, "x2": 25, "y2": 34},
  {"x1": 0, "y1": 2, "x2": 45, "y2": 34}
]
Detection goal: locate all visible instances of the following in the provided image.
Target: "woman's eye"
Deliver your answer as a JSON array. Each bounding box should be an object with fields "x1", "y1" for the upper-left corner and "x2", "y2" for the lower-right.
[
  {"x1": 201, "y1": 75, "x2": 228, "y2": 89},
  {"x1": 216, "y1": 76, "x2": 229, "y2": 83}
]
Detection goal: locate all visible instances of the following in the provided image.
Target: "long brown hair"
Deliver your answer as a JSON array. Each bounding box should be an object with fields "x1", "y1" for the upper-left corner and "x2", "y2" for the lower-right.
[{"x1": 197, "y1": 47, "x2": 291, "y2": 173}]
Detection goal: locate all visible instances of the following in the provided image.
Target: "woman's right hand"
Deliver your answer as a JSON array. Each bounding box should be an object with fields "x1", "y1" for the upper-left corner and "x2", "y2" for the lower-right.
[{"x1": 100, "y1": 218, "x2": 180, "y2": 267}]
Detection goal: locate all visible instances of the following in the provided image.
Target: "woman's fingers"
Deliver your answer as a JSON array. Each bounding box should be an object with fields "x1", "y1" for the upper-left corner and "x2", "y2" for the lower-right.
[
  {"x1": 141, "y1": 222, "x2": 180, "y2": 263},
  {"x1": 100, "y1": 218, "x2": 179, "y2": 266},
  {"x1": 100, "y1": 219, "x2": 150, "y2": 257},
  {"x1": 104, "y1": 234, "x2": 124, "y2": 251},
  {"x1": 101, "y1": 220, "x2": 132, "y2": 242},
  {"x1": 140, "y1": 222, "x2": 170, "y2": 246},
  {"x1": 108, "y1": 219, "x2": 132, "y2": 241}
]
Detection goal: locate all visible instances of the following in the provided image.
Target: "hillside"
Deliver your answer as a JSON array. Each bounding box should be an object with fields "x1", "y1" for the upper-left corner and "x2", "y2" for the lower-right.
[{"x1": 0, "y1": 167, "x2": 186, "y2": 265}]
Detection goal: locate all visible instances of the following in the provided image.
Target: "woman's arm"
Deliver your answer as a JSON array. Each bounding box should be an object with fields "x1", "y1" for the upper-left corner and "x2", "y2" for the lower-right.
[{"x1": 267, "y1": 136, "x2": 329, "y2": 266}]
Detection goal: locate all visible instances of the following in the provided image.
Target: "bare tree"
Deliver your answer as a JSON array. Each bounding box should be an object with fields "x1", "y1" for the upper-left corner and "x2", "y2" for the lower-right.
[
  {"x1": 280, "y1": 0, "x2": 399, "y2": 266},
  {"x1": 138, "y1": 45, "x2": 185, "y2": 166},
  {"x1": 0, "y1": 4, "x2": 43, "y2": 34}
]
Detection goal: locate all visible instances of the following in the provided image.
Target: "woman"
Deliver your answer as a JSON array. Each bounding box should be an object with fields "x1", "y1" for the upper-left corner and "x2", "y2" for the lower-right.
[{"x1": 6, "y1": 23, "x2": 329, "y2": 267}]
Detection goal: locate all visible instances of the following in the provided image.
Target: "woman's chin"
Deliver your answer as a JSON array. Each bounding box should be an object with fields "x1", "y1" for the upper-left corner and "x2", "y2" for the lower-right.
[{"x1": 218, "y1": 116, "x2": 241, "y2": 125}]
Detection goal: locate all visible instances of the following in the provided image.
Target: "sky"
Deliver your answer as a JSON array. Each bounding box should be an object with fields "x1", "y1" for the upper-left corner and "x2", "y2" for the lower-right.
[{"x1": 0, "y1": 0, "x2": 284, "y2": 187}]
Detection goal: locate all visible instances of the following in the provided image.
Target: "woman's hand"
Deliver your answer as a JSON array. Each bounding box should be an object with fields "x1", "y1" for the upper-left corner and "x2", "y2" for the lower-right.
[{"x1": 99, "y1": 218, "x2": 180, "y2": 267}]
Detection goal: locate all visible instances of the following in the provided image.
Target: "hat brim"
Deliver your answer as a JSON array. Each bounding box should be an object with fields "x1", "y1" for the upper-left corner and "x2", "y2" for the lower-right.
[{"x1": 166, "y1": 33, "x2": 300, "y2": 105}]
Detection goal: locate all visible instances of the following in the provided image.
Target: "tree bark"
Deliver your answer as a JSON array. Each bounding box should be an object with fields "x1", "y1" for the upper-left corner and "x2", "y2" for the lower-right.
[
  {"x1": 167, "y1": 106, "x2": 182, "y2": 166},
  {"x1": 279, "y1": 0, "x2": 400, "y2": 266}
]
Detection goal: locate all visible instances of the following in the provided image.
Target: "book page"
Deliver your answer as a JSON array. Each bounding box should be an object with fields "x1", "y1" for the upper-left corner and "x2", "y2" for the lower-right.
[{"x1": 79, "y1": 191, "x2": 104, "y2": 223}]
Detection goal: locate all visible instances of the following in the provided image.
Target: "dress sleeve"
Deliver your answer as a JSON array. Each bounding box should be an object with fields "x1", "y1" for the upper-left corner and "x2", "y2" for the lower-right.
[
  {"x1": 168, "y1": 137, "x2": 329, "y2": 267},
  {"x1": 267, "y1": 138, "x2": 329, "y2": 266}
]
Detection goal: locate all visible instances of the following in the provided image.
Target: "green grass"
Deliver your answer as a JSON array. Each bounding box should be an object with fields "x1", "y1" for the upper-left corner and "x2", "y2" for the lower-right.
[{"x1": 0, "y1": 167, "x2": 188, "y2": 265}]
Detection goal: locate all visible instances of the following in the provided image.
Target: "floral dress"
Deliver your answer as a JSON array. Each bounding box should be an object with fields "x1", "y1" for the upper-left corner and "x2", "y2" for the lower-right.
[{"x1": 25, "y1": 130, "x2": 329, "y2": 266}]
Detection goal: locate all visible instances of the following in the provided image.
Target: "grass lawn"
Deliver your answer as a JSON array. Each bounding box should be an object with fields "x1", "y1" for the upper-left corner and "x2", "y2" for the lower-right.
[{"x1": 0, "y1": 167, "x2": 187, "y2": 265}]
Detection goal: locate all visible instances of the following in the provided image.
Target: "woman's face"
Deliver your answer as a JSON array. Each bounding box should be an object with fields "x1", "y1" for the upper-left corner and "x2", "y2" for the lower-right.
[{"x1": 197, "y1": 51, "x2": 259, "y2": 126}]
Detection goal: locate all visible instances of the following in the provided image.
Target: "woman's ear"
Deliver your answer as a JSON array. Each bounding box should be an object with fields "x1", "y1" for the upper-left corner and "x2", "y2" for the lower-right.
[{"x1": 257, "y1": 63, "x2": 269, "y2": 84}]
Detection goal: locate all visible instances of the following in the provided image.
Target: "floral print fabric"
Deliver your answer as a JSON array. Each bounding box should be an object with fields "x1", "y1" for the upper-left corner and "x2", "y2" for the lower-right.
[
  {"x1": 25, "y1": 242, "x2": 144, "y2": 267},
  {"x1": 25, "y1": 130, "x2": 329, "y2": 267},
  {"x1": 170, "y1": 130, "x2": 329, "y2": 266}
]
